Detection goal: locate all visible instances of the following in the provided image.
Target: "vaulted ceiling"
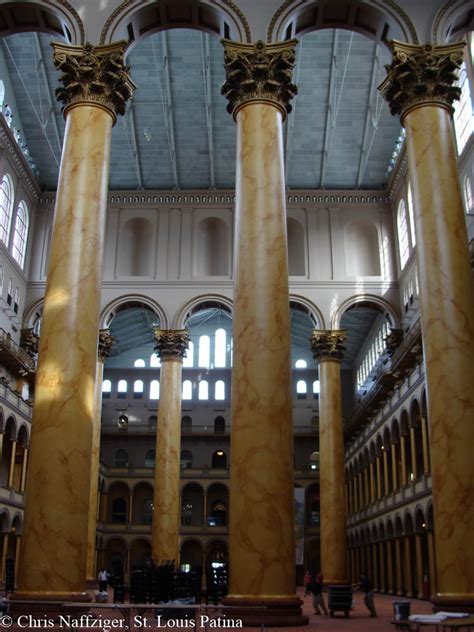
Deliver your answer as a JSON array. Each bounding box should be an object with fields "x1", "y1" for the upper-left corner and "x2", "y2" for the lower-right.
[{"x1": 0, "y1": 26, "x2": 401, "y2": 191}]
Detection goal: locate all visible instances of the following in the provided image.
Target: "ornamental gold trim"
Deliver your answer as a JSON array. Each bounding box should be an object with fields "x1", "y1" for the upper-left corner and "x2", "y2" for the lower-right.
[
  {"x1": 52, "y1": 41, "x2": 136, "y2": 121},
  {"x1": 378, "y1": 40, "x2": 465, "y2": 122},
  {"x1": 221, "y1": 39, "x2": 298, "y2": 120},
  {"x1": 153, "y1": 329, "x2": 190, "y2": 361},
  {"x1": 310, "y1": 329, "x2": 346, "y2": 362}
]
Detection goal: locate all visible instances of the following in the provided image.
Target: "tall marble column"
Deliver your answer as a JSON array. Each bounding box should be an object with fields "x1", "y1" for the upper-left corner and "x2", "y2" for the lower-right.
[
  {"x1": 311, "y1": 330, "x2": 348, "y2": 584},
  {"x1": 221, "y1": 39, "x2": 305, "y2": 626},
  {"x1": 14, "y1": 42, "x2": 134, "y2": 602},
  {"x1": 381, "y1": 41, "x2": 474, "y2": 610},
  {"x1": 86, "y1": 330, "x2": 114, "y2": 584},
  {"x1": 151, "y1": 329, "x2": 189, "y2": 565}
]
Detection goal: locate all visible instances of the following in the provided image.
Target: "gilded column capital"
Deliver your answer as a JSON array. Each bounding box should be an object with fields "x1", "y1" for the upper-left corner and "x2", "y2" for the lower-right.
[
  {"x1": 153, "y1": 329, "x2": 190, "y2": 362},
  {"x1": 52, "y1": 41, "x2": 136, "y2": 123},
  {"x1": 20, "y1": 328, "x2": 39, "y2": 358},
  {"x1": 221, "y1": 39, "x2": 298, "y2": 120},
  {"x1": 98, "y1": 329, "x2": 114, "y2": 363},
  {"x1": 379, "y1": 40, "x2": 464, "y2": 122},
  {"x1": 310, "y1": 330, "x2": 346, "y2": 362}
]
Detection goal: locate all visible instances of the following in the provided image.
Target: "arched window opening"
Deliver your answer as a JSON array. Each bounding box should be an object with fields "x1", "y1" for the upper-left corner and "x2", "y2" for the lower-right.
[
  {"x1": 209, "y1": 500, "x2": 227, "y2": 526},
  {"x1": 215, "y1": 380, "x2": 225, "y2": 400},
  {"x1": 145, "y1": 449, "x2": 155, "y2": 468},
  {"x1": 464, "y1": 175, "x2": 473, "y2": 213},
  {"x1": 310, "y1": 451, "x2": 320, "y2": 471},
  {"x1": 143, "y1": 499, "x2": 154, "y2": 524},
  {"x1": 149, "y1": 380, "x2": 160, "y2": 400},
  {"x1": 397, "y1": 199, "x2": 410, "y2": 269},
  {"x1": 215, "y1": 328, "x2": 226, "y2": 367},
  {"x1": 13, "y1": 287, "x2": 19, "y2": 313},
  {"x1": 102, "y1": 379, "x2": 112, "y2": 397},
  {"x1": 181, "y1": 416, "x2": 192, "y2": 432},
  {"x1": 114, "y1": 449, "x2": 128, "y2": 467},
  {"x1": 6, "y1": 278, "x2": 12, "y2": 305},
  {"x1": 214, "y1": 416, "x2": 225, "y2": 433},
  {"x1": 313, "y1": 380, "x2": 320, "y2": 396},
  {"x1": 150, "y1": 353, "x2": 161, "y2": 367},
  {"x1": 181, "y1": 449, "x2": 193, "y2": 468},
  {"x1": 454, "y1": 61, "x2": 473, "y2": 155},
  {"x1": 133, "y1": 380, "x2": 144, "y2": 397},
  {"x1": 117, "y1": 379, "x2": 127, "y2": 398},
  {"x1": 296, "y1": 380, "x2": 307, "y2": 399},
  {"x1": 182, "y1": 380, "x2": 193, "y2": 400},
  {"x1": 134, "y1": 358, "x2": 145, "y2": 368},
  {"x1": 212, "y1": 450, "x2": 227, "y2": 468},
  {"x1": 198, "y1": 380, "x2": 209, "y2": 400},
  {"x1": 0, "y1": 175, "x2": 13, "y2": 245},
  {"x1": 111, "y1": 498, "x2": 127, "y2": 523},
  {"x1": 407, "y1": 183, "x2": 416, "y2": 246},
  {"x1": 295, "y1": 359, "x2": 307, "y2": 368},
  {"x1": 12, "y1": 201, "x2": 29, "y2": 268},
  {"x1": 183, "y1": 340, "x2": 194, "y2": 367},
  {"x1": 0, "y1": 265, "x2": 3, "y2": 295},
  {"x1": 198, "y1": 335, "x2": 210, "y2": 368}
]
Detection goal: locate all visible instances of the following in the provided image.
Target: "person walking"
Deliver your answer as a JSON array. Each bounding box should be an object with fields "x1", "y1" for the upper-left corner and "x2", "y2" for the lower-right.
[
  {"x1": 98, "y1": 568, "x2": 109, "y2": 593},
  {"x1": 304, "y1": 569, "x2": 312, "y2": 597},
  {"x1": 357, "y1": 572, "x2": 377, "y2": 617},
  {"x1": 311, "y1": 572, "x2": 328, "y2": 615}
]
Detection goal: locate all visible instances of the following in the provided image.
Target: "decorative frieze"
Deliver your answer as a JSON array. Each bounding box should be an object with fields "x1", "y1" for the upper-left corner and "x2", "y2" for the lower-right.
[
  {"x1": 52, "y1": 41, "x2": 136, "y2": 120},
  {"x1": 153, "y1": 329, "x2": 189, "y2": 361},
  {"x1": 221, "y1": 39, "x2": 298, "y2": 119},
  {"x1": 311, "y1": 330, "x2": 346, "y2": 362},
  {"x1": 98, "y1": 329, "x2": 114, "y2": 362}
]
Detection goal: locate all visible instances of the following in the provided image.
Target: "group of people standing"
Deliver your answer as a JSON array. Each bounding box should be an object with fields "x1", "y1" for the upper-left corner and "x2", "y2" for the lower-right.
[{"x1": 303, "y1": 570, "x2": 377, "y2": 617}]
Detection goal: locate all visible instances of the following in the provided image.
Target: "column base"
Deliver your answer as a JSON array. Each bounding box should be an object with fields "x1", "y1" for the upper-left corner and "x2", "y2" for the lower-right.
[
  {"x1": 10, "y1": 591, "x2": 91, "y2": 621},
  {"x1": 221, "y1": 596, "x2": 308, "y2": 627},
  {"x1": 431, "y1": 593, "x2": 474, "y2": 613}
]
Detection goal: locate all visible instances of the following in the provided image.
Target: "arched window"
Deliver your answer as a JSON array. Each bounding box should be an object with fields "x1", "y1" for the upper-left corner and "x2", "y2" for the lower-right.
[
  {"x1": 295, "y1": 359, "x2": 307, "y2": 368},
  {"x1": 149, "y1": 380, "x2": 160, "y2": 400},
  {"x1": 143, "y1": 498, "x2": 154, "y2": 524},
  {"x1": 212, "y1": 450, "x2": 227, "y2": 468},
  {"x1": 214, "y1": 416, "x2": 225, "y2": 433},
  {"x1": 102, "y1": 379, "x2": 112, "y2": 396},
  {"x1": 407, "y1": 183, "x2": 416, "y2": 246},
  {"x1": 145, "y1": 449, "x2": 155, "y2": 468},
  {"x1": 150, "y1": 353, "x2": 161, "y2": 367},
  {"x1": 454, "y1": 62, "x2": 473, "y2": 154},
  {"x1": 111, "y1": 498, "x2": 127, "y2": 523},
  {"x1": 313, "y1": 380, "x2": 320, "y2": 395},
  {"x1": 296, "y1": 380, "x2": 307, "y2": 399},
  {"x1": 181, "y1": 449, "x2": 193, "y2": 468},
  {"x1": 133, "y1": 380, "x2": 144, "y2": 397},
  {"x1": 6, "y1": 278, "x2": 12, "y2": 305},
  {"x1": 13, "y1": 287, "x2": 19, "y2": 313},
  {"x1": 114, "y1": 449, "x2": 128, "y2": 467},
  {"x1": 12, "y1": 201, "x2": 29, "y2": 268},
  {"x1": 0, "y1": 175, "x2": 14, "y2": 245},
  {"x1": 0, "y1": 265, "x2": 3, "y2": 295},
  {"x1": 215, "y1": 328, "x2": 226, "y2": 367},
  {"x1": 134, "y1": 358, "x2": 145, "y2": 367},
  {"x1": 117, "y1": 379, "x2": 127, "y2": 398},
  {"x1": 183, "y1": 340, "x2": 194, "y2": 367},
  {"x1": 182, "y1": 380, "x2": 193, "y2": 400},
  {"x1": 464, "y1": 175, "x2": 473, "y2": 213},
  {"x1": 0, "y1": 81, "x2": 5, "y2": 108},
  {"x1": 215, "y1": 380, "x2": 225, "y2": 400},
  {"x1": 181, "y1": 416, "x2": 192, "y2": 431},
  {"x1": 198, "y1": 380, "x2": 209, "y2": 400},
  {"x1": 397, "y1": 199, "x2": 410, "y2": 269},
  {"x1": 198, "y1": 335, "x2": 210, "y2": 368}
]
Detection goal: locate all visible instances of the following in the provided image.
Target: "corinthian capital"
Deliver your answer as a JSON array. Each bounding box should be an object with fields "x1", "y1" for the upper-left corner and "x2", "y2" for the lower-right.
[
  {"x1": 221, "y1": 39, "x2": 298, "y2": 120},
  {"x1": 52, "y1": 41, "x2": 136, "y2": 121},
  {"x1": 379, "y1": 41, "x2": 464, "y2": 121},
  {"x1": 310, "y1": 330, "x2": 346, "y2": 362},
  {"x1": 98, "y1": 329, "x2": 115, "y2": 362},
  {"x1": 153, "y1": 329, "x2": 190, "y2": 361}
]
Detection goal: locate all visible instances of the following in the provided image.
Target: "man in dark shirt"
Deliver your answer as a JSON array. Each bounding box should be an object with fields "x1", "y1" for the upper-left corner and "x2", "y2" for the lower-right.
[{"x1": 358, "y1": 572, "x2": 377, "y2": 617}]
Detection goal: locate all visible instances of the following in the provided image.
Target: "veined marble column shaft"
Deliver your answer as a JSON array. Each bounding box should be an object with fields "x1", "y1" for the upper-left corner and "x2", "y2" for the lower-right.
[
  {"x1": 15, "y1": 42, "x2": 134, "y2": 600},
  {"x1": 221, "y1": 40, "x2": 305, "y2": 625},
  {"x1": 151, "y1": 329, "x2": 189, "y2": 565},
  {"x1": 86, "y1": 330, "x2": 114, "y2": 583},
  {"x1": 311, "y1": 330, "x2": 347, "y2": 584},
  {"x1": 381, "y1": 41, "x2": 474, "y2": 607}
]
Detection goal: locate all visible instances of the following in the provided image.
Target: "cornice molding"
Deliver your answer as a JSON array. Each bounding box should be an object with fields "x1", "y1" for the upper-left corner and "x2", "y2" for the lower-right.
[{"x1": 0, "y1": 119, "x2": 40, "y2": 201}]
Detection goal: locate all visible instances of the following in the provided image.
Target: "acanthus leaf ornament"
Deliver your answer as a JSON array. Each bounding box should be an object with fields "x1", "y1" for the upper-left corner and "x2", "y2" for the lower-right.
[
  {"x1": 153, "y1": 329, "x2": 190, "y2": 361},
  {"x1": 310, "y1": 330, "x2": 347, "y2": 362}
]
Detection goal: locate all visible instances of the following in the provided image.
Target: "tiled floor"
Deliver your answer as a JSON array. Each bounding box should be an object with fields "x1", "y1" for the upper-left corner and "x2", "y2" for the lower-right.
[{"x1": 4, "y1": 588, "x2": 436, "y2": 631}]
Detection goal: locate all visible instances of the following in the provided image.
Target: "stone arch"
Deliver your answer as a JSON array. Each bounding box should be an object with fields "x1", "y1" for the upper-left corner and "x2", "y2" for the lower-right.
[
  {"x1": 331, "y1": 294, "x2": 400, "y2": 329},
  {"x1": 289, "y1": 295, "x2": 325, "y2": 329},
  {"x1": 22, "y1": 297, "x2": 44, "y2": 329},
  {"x1": 100, "y1": 0, "x2": 251, "y2": 48},
  {"x1": 105, "y1": 537, "x2": 128, "y2": 573},
  {"x1": 432, "y1": 0, "x2": 474, "y2": 43},
  {"x1": 17, "y1": 424, "x2": 29, "y2": 448},
  {"x1": 11, "y1": 513, "x2": 22, "y2": 535},
  {"x1": 129, "y1": 537, "x2": 152, "y2": 568},
  {"x1": 4, "y1": 415, "x2": 17, "y2": 441},
  {"x1": 131, "y1": 482, "x2": 153, "y2": 525},
  {"x1": 267, "y1": 0, "x2": 418, "y2": 45},
  {"x1": 181, "y1": 482, "x2": 204, "y2": 526},
  {"x1": 0, "y1": 1, "x2": 84, "y2": 44},
  {"x1": 174, "y1": 294, "x2": 233, "y2": 328},
  {"x1": 344, "y1": 220, "x2": 381, "y2": 276},
  {"x1": 180, "y1": 538, "x2": 204, "y2": 567},
  {"x1": 100, "y1": 295, "x2": 168, "y2": 330},
  {"x1": 390, "y1": 417, "x2": 400, "y2": 442},
  {"x1": 206, "y1": 538, "x2": 228, "y2": 564}
]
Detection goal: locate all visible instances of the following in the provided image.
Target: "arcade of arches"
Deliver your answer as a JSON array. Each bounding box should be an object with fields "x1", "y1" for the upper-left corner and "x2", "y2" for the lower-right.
[{"x1": 0, "y1": 0, "x2": 471, "y2": 626}]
